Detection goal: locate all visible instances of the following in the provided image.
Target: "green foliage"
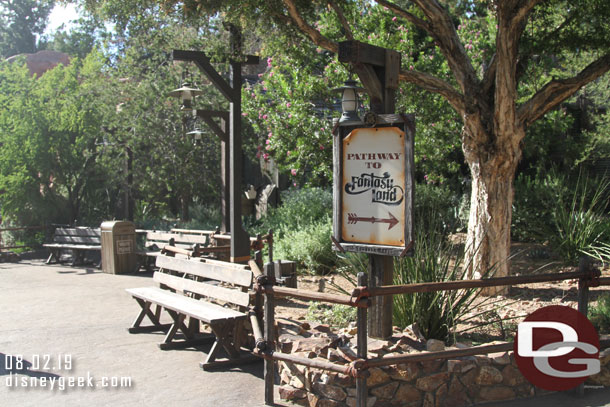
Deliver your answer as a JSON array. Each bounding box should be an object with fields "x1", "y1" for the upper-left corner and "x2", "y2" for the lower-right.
[
  {"x1": 306, "y1": 302, "x2": 356, "y2": 329},
  {"x1": 413, "y1": 183, "x2": 465, "y2": 234},
  {"x1": 274, "y1": 218, "x2": 335, "y2": 274},
  {"x1": 391, "y1": 219, "x2": 482, "y2": 342},
  {"x1": 512, "y1": 172, "x2": 565, "y2": 242},
  {"x1": 0, "y1": 0, "x2": 54, "y2": 57},
  {"x1": 549, "y1": 173, "x2": 610, "y2": 264},
  {"x1": 513, "y1": 170, "x2": 610, "y2": 259},
  {"x1": 590, "y1": 294, "x2": 610, "y2": 335},
  {"x1": 249, "y1": 187, "x2": 335, "y2": 273},
  {"x1": 252, "y1": 187, "x2": 332, "y2": 237},
  {"x1": 242, "y1": 52, "x2": 335, "y2": 187},
  {"x1": 335, "y1": 183, "x2": 484, "y2": 342},
  {"x1": 0, "y1": 51, "x2": 108, "y2": 225}
]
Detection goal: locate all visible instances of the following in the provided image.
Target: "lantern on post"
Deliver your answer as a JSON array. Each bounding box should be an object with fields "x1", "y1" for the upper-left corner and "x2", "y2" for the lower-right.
[
  {"x1": 168, "y1": 70, "x2": 203, "y2": 111},
  {"x1": 332, "y1": 79, "x2": 365, "y2": 124},
  {"x1": 186, "y1": 123, "x2": 205, "y2": 143}
]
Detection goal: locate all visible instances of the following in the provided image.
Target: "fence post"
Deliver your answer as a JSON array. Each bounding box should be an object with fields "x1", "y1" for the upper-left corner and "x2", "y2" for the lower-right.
[
  {"x1": 576, "y1": 256, "x2": 592, "y2": 397},
  {"x1": 356, "y1": 272, "x2": 368, "y2": 407},
  {"x1": 264, "y1": 262, "x2": 275, "y2": 405}
]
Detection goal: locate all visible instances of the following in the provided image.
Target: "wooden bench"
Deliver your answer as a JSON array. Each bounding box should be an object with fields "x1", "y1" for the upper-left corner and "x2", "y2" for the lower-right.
[
  {"x1": 126, "y1": 254, "x2": 259, "y2": 369},
  {"x1": 138, "y1": 229, "x2": 274, "y2": 270},
  {"x1": 43, "y1": 227, "x2": 101, "y2": 266}
]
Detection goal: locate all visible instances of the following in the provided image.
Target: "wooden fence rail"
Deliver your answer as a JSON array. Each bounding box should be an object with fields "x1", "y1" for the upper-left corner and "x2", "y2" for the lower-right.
[
  {"x1": 0, "y1": 225, "x2": 46, "y2": 251},
  {"x1": 255, "y1": 260, "x2": 608, "y2": 407}
]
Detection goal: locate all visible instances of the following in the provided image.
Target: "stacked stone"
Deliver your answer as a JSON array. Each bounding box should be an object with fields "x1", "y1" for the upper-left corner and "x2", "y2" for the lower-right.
[{"x1": 276, "y1": 322, "x2": 609, "y2": 407}]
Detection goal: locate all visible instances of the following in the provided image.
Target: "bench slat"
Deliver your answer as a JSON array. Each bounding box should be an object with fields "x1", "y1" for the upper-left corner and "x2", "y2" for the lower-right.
[
  {"x1": 146, "y1": 232, "x2": 208, "y2": 245},
  {"x1": 154, "y1": 272, "x2": 250, "y2": 307},
  {"x1": 52, "y1": 236, "x2": 101, "y2": 244},
  {"x1": 55, "y1": 227, "x2": 101, "y2": 237},
  {"x1": 155, "y1": 256, "x2": 252, "y2": 287},
  {"x1": 43, "y1": 243, "x2": 101, "y2": 250},
  {"x1": 126, "y1": 286, "x2": 246, "y2": 323}
]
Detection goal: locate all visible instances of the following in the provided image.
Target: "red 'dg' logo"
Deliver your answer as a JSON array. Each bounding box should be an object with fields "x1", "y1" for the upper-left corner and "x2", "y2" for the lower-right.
[{"x1": 514, "y1": 305, "x2": 600, "y2": 391}]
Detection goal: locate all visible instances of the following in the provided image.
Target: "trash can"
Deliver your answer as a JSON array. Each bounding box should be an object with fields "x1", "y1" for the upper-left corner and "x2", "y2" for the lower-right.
[{"x1": 101, "y1": 220, "x2": 137, "y2": 274}]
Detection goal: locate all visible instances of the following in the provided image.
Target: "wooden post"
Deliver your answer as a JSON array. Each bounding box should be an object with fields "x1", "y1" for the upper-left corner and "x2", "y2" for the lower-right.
[
  {"x1": 220, "y1": 137, "x2": 230, "y2": 233},
  {"x1": 576, "y1": 256, "x2": 591, "y2": 397},
  {"x1": 368, "y1": 255, "x2": 393, "y2": 338},
  {"x1": 356, "y1": 272, "x2": 368, "y2": 407},
  {"x1": 171, "y1": 26, "x2": 259, "y2": 263},
  {"x1": 263, "y1": 263, "x2": 275, "y2": 405},
  {"x1": 229, "y1": 55, "x2": 251, "y2": 263},
  {"x1": 339, "y1": 41, "x2": 401, "y2": 339}
]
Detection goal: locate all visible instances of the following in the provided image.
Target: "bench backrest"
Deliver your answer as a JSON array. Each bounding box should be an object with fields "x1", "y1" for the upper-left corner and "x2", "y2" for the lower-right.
[
  {"x1": 145, "y1": 231, "x2": 209, "y2": 249},
  {"x1": 53, "y1": 227, "x2": 101, "y2": 245},
  {"x1": 154, "y1": 255, "x2": 253, "y2": 308}
]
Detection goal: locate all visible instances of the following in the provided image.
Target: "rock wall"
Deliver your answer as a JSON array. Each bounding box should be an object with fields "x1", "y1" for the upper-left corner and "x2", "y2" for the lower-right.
[{"x1": 276, "y1": 322, "x2": 610, "y2": 407}]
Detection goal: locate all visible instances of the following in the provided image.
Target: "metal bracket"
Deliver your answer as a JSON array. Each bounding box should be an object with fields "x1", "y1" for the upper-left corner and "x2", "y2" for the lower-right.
[{"x1": 330, "y1": 235, "x2": 346, "y2": 253}]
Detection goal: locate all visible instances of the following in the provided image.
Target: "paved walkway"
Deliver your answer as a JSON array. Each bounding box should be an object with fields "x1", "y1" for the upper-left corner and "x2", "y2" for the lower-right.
[{"x1": 0, "y1": 260, "x2": 608, "y2": 406}]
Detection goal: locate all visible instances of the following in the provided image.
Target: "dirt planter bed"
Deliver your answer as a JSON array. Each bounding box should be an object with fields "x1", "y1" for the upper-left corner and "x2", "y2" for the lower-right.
[{"x1": 275, "y1": 321, "x2": 610, "y2": 407}]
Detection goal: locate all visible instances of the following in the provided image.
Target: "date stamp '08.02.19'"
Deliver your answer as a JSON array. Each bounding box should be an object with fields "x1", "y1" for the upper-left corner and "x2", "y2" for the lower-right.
[{"x1": 3, "y1": 353, "x2": 132, "y2": 391}]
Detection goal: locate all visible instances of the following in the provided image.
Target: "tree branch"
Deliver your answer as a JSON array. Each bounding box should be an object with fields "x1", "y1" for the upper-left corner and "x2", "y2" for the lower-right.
[
  {"x1": 375, "y1": 0, "x2": 432, "y2": 35},
  {"x1": 398, "y1": 69, "x2": 465, "y2": 115},
  {"x1": 513, "y1": 0, "x2": 544, "y2": 25},
  {"x1": 517, "y1": 53, "x2": 610, "y2": 127},
  {"x1": 327, "y1": 0, "x2": 353, "y2": 40},
  {"x1": 282, "y1": 0, "x2": 339, "y2": 53},
  {"x1": 481, "y1": 53, "x2": 497, "y2": 97},
  {"x1": 408, "y1": 0, "x2": 479, "y2": 94}
]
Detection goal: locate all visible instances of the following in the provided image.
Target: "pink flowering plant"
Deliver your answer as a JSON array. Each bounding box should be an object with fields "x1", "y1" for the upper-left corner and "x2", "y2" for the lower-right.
[{"x1": 242, "y1": 52, "x2": 338, "y2": 186}]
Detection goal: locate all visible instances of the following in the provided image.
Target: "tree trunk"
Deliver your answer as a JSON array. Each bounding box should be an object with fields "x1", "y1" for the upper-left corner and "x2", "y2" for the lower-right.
[
  {"x1": 463, "y1": 125, "x2": 524, "y2": 295},
  {"x1": 181, "y1": 195, "x2": 190, "y2": 221}
]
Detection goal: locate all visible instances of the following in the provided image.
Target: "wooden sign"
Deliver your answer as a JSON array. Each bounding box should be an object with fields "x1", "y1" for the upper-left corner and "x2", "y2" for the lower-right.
[{"x1": 332, "y1": 115, "x2": 414, "y2": 256}]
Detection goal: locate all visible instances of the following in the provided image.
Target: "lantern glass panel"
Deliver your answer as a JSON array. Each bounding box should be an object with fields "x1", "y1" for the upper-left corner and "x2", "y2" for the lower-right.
[{"x1": 341, "y1": 88, "x2": 357, "y2": 112}]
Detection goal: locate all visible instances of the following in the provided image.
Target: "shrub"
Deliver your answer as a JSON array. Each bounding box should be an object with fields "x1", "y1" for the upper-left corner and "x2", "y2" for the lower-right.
[
  {"x1": 335, "y1": 208, "x2": 486, "y2": 342},
  {"x1": 306, "y1": 302, "x2": 356, "y2": 328},
  {"x1": 549, "y1": 173, "x2": 609, "y2": 264},
  {"x1": 252, "y1": 187, "x2": 332, "y2": 237},
  {"x1": 274, "y1": 218, "x2": 336, "y2": 274},
  {"x1": 512, "y1": 173, "x2": 564, "y2": 242},
  {"x1": 391, "y1": 217, "x2": 483, "y2": 342},
  {"x1": 590, "y1": 293, "x2": 610, "y2": 334},
  {"x1": 413, "y1": 183, "x2": 465, "y2": 234}
]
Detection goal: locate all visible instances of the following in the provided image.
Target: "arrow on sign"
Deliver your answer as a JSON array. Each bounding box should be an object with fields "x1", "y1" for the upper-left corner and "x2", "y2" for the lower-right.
[{"x1": 347, "y1": 212, "x2": 399, "y2": 230}]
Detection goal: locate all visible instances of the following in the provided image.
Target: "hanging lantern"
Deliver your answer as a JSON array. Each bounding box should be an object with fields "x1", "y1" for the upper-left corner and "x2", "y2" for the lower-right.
[
  {"x1": 168, "y1": 70, "x2": 204, "y2": 111},
  {"x1": 332, "y1": 79, "x2": 366, "y2": 124}
]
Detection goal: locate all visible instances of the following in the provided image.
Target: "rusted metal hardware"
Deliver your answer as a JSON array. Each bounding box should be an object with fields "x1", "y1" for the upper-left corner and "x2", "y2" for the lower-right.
[
  {"x1": 330, "y1": 235, "x2": 346, "y2": 253},
  {"x1": 350, "y1": 286, "x2": 371, "y2": 306},
  {"x1": 248, "y1": 259, "x2": 264, "y2": 277},
  {"x1": 579, "y1": 261, "x2": 601, "y2": 288},
  {"x1": 363, "y1": 269, "x2": 601, "y2": 297},
  {"x1": 257, "y1": 350, "x2": 357, "y2": 377},
  {"x1": 261, "y1": 285, "x2": 358, "y2": 307},
  {"x1": 365, "y1": 342, "x2": 514, "y2": 369},
  {"x1": 161, "y1": 245, "x2": 192, "y2": 257},
  {"x1": 399, "y1": 240, "x2": 414, "y2": 257}
]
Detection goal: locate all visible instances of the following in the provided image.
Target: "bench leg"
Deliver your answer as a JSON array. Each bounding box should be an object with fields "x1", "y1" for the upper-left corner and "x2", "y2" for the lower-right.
[
  {"x1": 200, "y1": 320, "x2": 260, "y2": 370},
  {"x1": 46, "y1": 249, "x2": 60, "y2": 264},
  {"x1": 158, "y1": 311, "x2": 213, "y2": 350},
  {"x1": 71, "y1": 250, "x2": 84, "y2": 266},
  {"x1": 205, "y1": 321, "x2": 240, "y2": 363},
  {"x1": 128, "y1": 298, "x2": 171, "y2": 334}
]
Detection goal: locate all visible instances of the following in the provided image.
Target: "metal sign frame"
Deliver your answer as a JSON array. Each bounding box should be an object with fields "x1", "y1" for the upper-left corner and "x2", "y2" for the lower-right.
[{"x1": 332, "y1": 114, "x2": 415, "y2": 257}]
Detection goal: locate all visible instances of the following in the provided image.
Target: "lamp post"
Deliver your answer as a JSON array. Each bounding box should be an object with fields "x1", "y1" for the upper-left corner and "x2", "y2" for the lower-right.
[{"x1": 169, "y1": 26, "x2": 259, "y2": 263}]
